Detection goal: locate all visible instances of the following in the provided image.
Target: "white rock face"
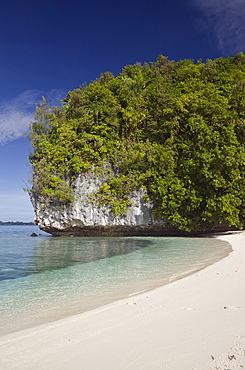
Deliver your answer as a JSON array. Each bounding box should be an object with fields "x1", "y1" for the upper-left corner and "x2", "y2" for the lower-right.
[{"x1": 31, "y1": 167, "x2": 172, "y2": 236}]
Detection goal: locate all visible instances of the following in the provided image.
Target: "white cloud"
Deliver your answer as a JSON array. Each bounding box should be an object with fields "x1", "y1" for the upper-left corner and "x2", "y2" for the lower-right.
[
  {"x1": 0, "y1": 89, "x2": 65, "y2": 145},
  {"x1": 191, "y1": 0, "x2": 245, "y2": 54}
]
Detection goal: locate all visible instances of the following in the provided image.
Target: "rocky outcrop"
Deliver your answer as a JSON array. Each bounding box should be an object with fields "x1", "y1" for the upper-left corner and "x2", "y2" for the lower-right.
[{"x1": 31, "y1": 167, "x2": 180, "y2": 236}]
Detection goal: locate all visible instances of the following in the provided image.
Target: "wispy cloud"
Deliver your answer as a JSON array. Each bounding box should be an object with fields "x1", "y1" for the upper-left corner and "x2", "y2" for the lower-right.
[
  {"x1": 0, "y1": 89, "x2": 65, "y2": 145},
  {"x1": 191, "y1": 0, "x2": 245, "y2": 54}
]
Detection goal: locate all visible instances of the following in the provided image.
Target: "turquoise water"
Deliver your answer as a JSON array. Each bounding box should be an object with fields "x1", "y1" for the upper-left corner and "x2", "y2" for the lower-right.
[{"x1": 0, "y1": 225, "x2": 231, "y2": 335}]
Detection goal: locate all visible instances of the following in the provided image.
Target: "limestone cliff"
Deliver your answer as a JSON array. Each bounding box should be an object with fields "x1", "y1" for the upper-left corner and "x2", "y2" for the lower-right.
[{"x1": 31, "y1": 167, "x2": 178, "y2": 236}]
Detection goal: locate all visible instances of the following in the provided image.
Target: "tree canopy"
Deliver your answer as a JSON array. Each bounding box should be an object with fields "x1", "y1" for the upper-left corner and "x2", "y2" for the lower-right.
[{"x1": 29, "y1": 54, "x2": 245, "y2": 231}]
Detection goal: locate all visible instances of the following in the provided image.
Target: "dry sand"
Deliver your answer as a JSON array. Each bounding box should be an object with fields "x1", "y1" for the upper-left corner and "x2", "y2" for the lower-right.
[{"x1": 0, "y1": 231, "x2": 244, "y2": 370}]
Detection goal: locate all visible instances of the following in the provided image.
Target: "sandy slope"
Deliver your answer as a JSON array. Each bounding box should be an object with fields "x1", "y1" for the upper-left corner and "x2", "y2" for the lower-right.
[{"x1": 0, "y1": 231, "x2": 244, "y2": 370}]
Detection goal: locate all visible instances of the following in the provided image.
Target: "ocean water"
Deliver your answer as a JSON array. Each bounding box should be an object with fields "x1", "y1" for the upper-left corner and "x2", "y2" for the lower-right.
[{"x1": 0, "y1": 225, "x2": 231, "y2": 335}]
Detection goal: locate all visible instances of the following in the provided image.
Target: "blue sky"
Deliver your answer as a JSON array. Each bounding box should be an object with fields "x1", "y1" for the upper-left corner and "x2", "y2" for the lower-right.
[{"x1": 0, "y1": 0, "x2": 244, "y2": 222}]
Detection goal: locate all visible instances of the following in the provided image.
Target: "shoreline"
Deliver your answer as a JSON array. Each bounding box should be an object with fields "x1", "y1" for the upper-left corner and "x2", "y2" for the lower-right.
[
  {"x1": 0, "y1": 235, "x2": 231, "y2": 337},
  {"x1": 0, "y1": 231, "x2": 244, "y2": 369}
]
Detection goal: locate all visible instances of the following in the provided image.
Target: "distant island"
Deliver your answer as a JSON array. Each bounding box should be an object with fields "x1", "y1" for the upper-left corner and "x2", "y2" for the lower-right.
[{"x1": 0, "y1": 221, "x2": 34, "y2": 225}]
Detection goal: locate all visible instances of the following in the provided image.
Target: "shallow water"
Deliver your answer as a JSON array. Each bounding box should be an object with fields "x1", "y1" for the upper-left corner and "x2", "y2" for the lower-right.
[{"x1": 0, "y1": 225, "x2": 231, "y2": 335}]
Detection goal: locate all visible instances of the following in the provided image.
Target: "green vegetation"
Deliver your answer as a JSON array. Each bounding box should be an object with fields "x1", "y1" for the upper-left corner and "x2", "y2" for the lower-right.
[{"x1": 29, "y1": 54, "x2": 245, "y2": 231}]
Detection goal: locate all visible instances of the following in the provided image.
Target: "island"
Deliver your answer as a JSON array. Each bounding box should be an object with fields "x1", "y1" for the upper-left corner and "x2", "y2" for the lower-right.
[
  {"x1": 0, "y1": 221, "x2": 34, "y2": 225},
  {"x1": 28, "y1": 54, "x2": 245, "y2": 236}
]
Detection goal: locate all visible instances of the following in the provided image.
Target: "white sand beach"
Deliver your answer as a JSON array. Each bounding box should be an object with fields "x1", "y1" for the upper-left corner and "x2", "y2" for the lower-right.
[{"x1": 0, "y1": 231, "x2": 244, "y2": 370}]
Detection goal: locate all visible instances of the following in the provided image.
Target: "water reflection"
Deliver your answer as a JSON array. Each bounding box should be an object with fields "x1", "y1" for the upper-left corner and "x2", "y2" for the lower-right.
[{"x1": 29, "y1": 237, "x2": 153, "y2": 275}]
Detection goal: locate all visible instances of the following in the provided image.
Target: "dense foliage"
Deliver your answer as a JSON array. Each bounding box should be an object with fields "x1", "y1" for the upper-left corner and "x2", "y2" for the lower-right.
[{"x1": 29, "y1": 54, "x2": 245, "y2": 231}]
